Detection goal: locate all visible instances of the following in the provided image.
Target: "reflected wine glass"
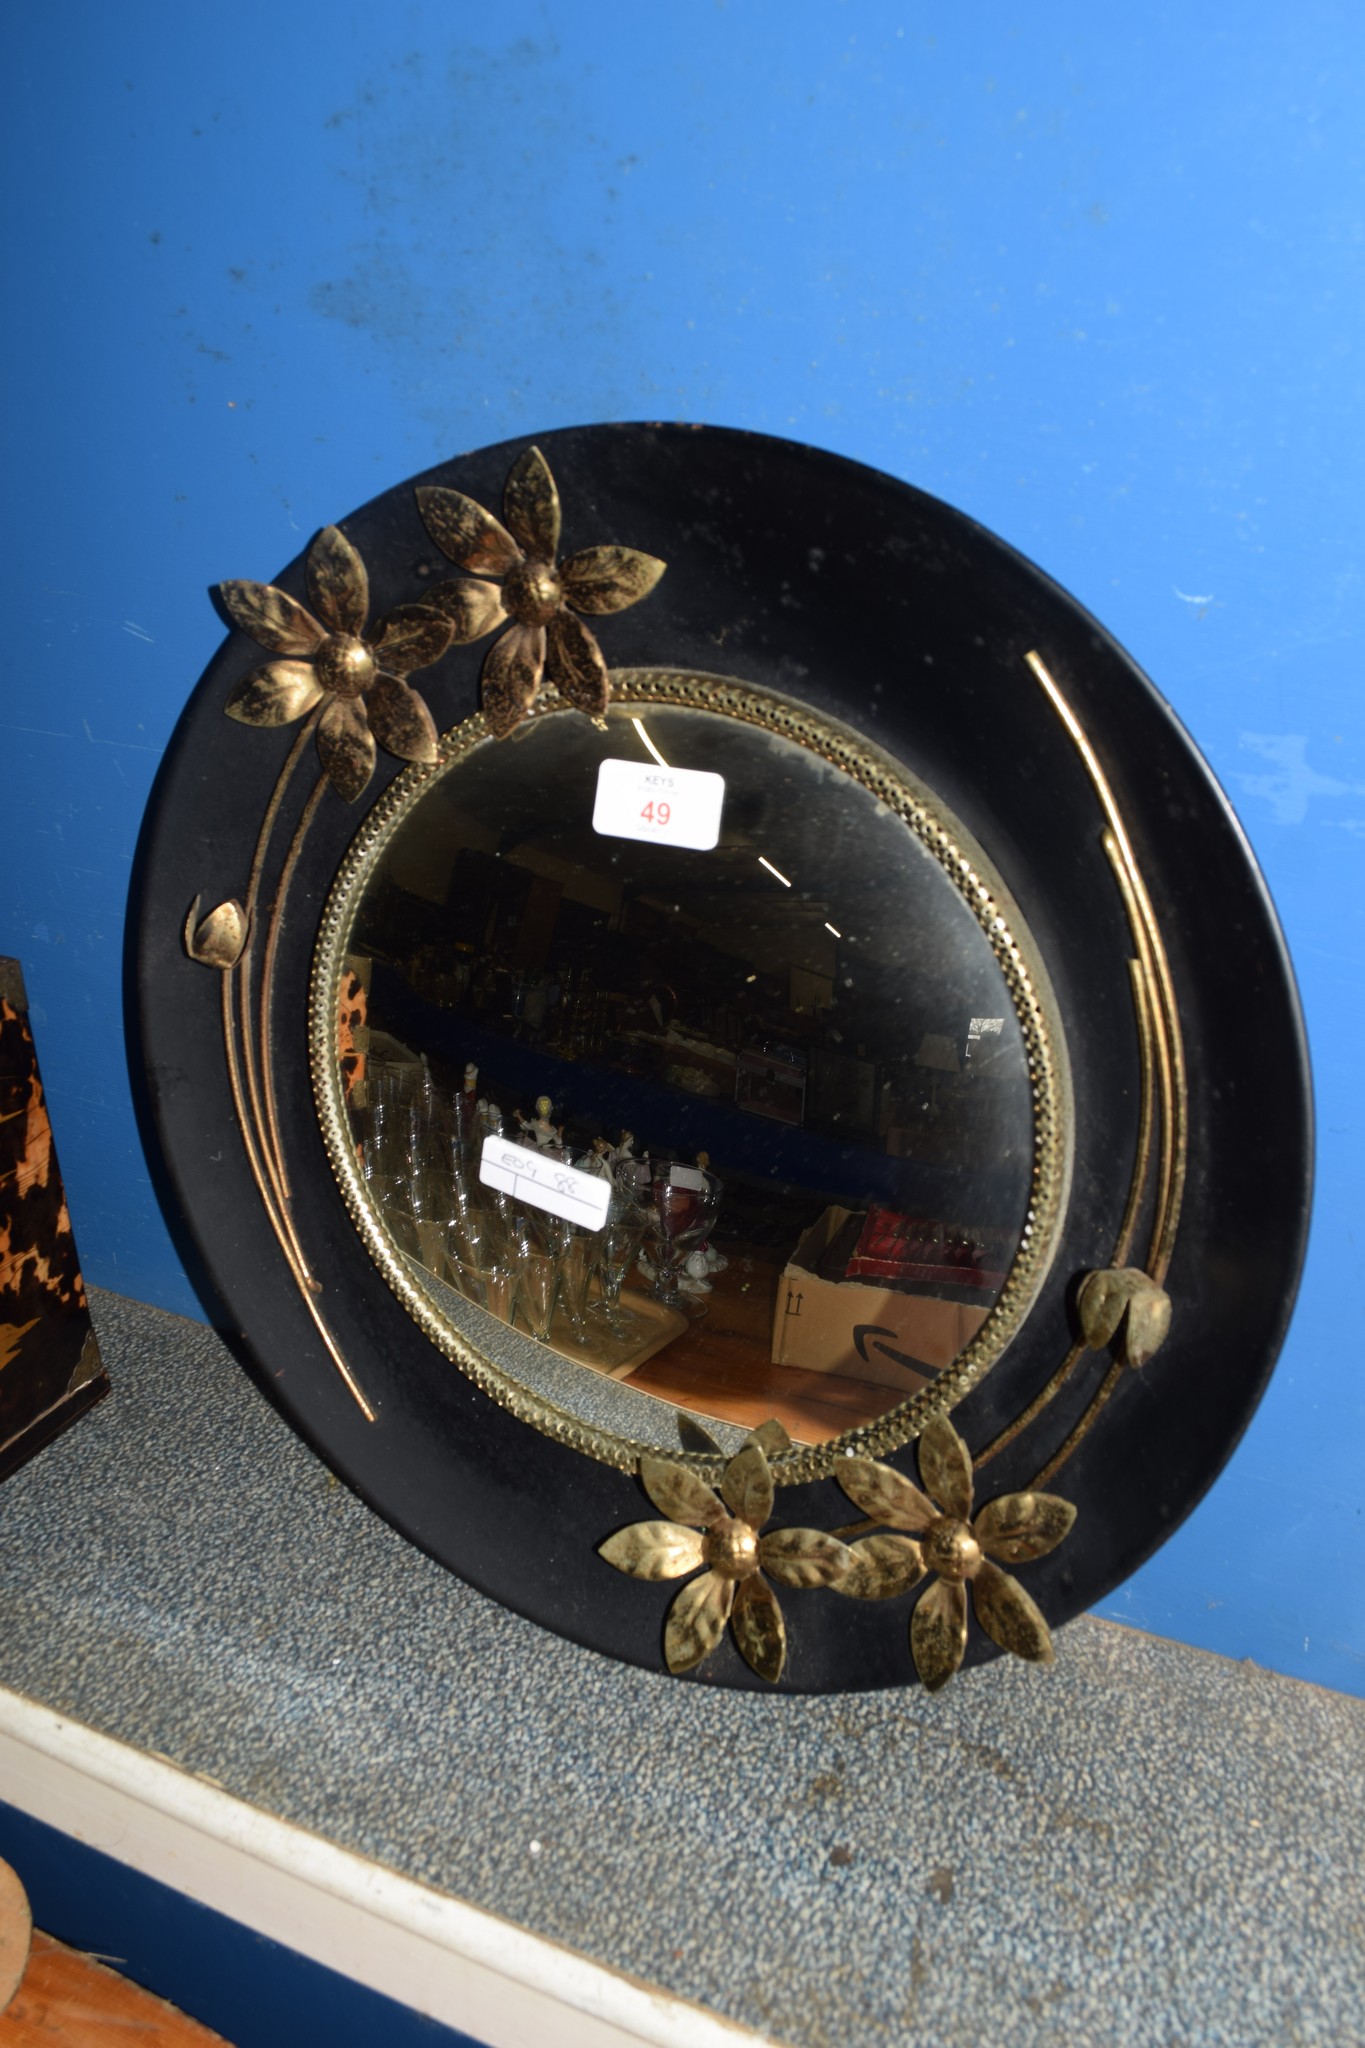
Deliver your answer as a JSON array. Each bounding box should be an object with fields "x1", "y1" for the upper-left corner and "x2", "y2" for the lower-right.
[
  {"x1": 452, "y1": 1257, "x2": 488, "y2": 1309},
  {"x1": 646, "y1": 1174, "x2": 709, "y2": 1311},
  {"x1": 558, "y1": 1233, "x2": 596, "y2": 1346},
  {"x1": 592, "y1": 1209, "x2": 649, "y2": 1343},
  {"x1": 679, "y1": 1172, "x2": 725, "y2": 1303},
  {"x1": 519, "y1": 1250, "x2": 559, "y2": 1342},
  {"x1": 482, "y1": 1264, "x2": 519, "y2": 1327}
]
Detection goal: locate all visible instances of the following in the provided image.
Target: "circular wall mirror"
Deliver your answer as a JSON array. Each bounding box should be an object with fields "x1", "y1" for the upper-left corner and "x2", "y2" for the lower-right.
[
  {"x1": 135, "y1": 422, "x2": 1311, "y2": 1694},
  {"x1": 314, "y1": 680, "x2": 1069, "y2": 1466}
]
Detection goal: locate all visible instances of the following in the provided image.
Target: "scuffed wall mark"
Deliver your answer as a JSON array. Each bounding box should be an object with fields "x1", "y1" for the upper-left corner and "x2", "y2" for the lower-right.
[
  {"x1": 80, "y1": 719, "x2": 164, "y2": 754},
  {"x1": 308, "y1": 35, "x2": 632, "y2": 440},
  {"x1": 1235, "y1": 734, "x2": 1365, "y2": 826}
]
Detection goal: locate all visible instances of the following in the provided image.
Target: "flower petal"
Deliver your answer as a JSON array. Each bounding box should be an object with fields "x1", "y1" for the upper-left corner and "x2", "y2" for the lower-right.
[
  {"x1": 732, "y1": 1574, "x2": 786, "y2": 1684},
  {"x1": 219, "y1": 580, "x2": 326, "y2": 657},
  {"x1": 317, "y1": 695, "x2": 376, "y2": 802},
  {"x1": 911, "y1": 1577, "x2": 968, "y2": 1693},
  {"x1": 720, "y1": 1442, "x2": 773, "y2": 1530},
  {"x1": 416, "y1": 485, "x2": 521, "y2": 577},
  {"x1": 224, "y1": 661, "x2": 325, "y2": 728},
  {"x1": 502, "y1": 445, "x2": 561, "y2": 561},
  {"x1": 972, "y1": 1559, "x2": 1054, "y2": 1665},
  {"x1": 676, "y1": 1415, "x2": 725, "y2": 1455},
  {"x1": 748, "y1": 1418, "x2": 792, "y2": 1457},
  {"x1": 559, "y1": 545, "x2": 666, "y2": 615},
  {"x1": 835, "y1": 1457, "x2": 936, "y2": 1533},
  {"x1": 367, "y1": 675, "x2": 439, "y2": 765},
  {"x1": 306, "y1": 525, "x2": 369, "y2": 636},
  {"x1": 424, "y1": 577, "x2": 507, "y2": 645},
  {"x1": 481, "y1": 623, "x2": 545, "y2": 738},
  {"x1": 837, "y1": 1533, "x2": 925, "y2": 1601},
  {"x1": 598, "y1": 1520, "x2": 706, "y2": 1581},
  {"x1": 545, "y1": 610, "x2": 610, "y2": 720},
  {"x1": 918, "y1": 1416, "x2": 974, "y2": 1520},
  {"x1": 758, "y1": 1528, "x2": 852, "y2": 1589},
  {"x1": 664, "y1": 1570, "x2": 733, "y2": 1674},
  {"x1": 369, "y1": 604, "x2": 454, "y2": 677},
  {"x1": 183, "y1": 896, "x2": 248, "y2": 970},
  {"x1": 640, "y1": 1455, "x2": 724, "y2": 1527},
  {"x1": 974, "y1": 1491, "x2": 1077, "y2": 1565}
]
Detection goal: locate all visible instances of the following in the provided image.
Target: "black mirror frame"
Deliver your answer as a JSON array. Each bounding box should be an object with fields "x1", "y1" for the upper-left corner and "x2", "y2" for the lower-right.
[{"x1": 133, "y1": 423, "x2": 1312, "y2": 1694}]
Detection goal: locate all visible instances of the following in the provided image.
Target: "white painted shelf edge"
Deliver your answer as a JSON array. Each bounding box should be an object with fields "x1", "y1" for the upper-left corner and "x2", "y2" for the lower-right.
[{"x1": 0, "y1": 1685, "x2": 768, "y2": 2048}]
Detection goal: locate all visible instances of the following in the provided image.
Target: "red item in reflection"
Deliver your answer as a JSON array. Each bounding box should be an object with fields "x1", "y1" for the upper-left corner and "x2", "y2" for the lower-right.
[{"x1": 845, "y1": 1208, "x2": 1008, "y2": 1292}]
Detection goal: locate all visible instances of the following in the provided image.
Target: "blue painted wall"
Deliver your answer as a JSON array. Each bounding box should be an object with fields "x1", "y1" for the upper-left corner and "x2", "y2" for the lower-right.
[{"x1": 7, "y1": 3, "x2": 1362, "y2": 1695}]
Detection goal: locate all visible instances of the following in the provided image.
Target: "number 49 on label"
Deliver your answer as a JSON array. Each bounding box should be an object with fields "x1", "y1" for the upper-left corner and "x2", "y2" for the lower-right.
[{"x1": 592, "y1": 758, "x2": 725, "y2": 851}]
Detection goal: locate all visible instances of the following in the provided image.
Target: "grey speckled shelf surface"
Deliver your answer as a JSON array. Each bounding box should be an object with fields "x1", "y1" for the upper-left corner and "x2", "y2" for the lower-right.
[{"x1": 1, "y1": 1290, "x2": 1362, "y2": 2048}]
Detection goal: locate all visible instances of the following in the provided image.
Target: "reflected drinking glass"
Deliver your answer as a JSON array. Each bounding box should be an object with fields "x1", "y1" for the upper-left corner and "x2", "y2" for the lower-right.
[
  {"x1": 483, "y1": 1264, "x2": 519, "y2": 1326},
  {"x1": 558, "y1": 1234, "x2": 596, "y2": 1345},
  {"x1": 593, "y1": 1211, "x2": 648, "y2": 1341},
  {"x1": 520, "y1": 1251, "x2": 559, "y2": 1342},
  {"x1": 453, "y1": 1258, "x2": 488, "y2": 1309},
  {"x1": 646, "y1": 1175, "x2": 708, "y2": 1311}
]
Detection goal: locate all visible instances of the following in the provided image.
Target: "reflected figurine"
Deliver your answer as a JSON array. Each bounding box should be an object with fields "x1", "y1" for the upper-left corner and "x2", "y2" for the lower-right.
[
  {"x1": 681, "y1": 1247, "x2": 713, "y2": 1295},
  {"x1": 610, "y1": 1128, "x2": 649, "y2": 1195},
  {"x1": 516, "y1": 1094, "x2": 563, "y2": 1148},
  {"x1": 581, "y1": 1135, "x2": 615, "y2": 1180}
]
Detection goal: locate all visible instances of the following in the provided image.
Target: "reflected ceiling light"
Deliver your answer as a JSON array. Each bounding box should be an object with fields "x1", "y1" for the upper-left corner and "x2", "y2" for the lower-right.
[
  {"x1": 632, "y1": 717, "x2": 670, "y2": 768},
  {"x1": 758, "y1": 856, "x2": 791, "y2": 887},
  {"x1": 824, "y1": 922, "x2": 842, "y2": 937}
]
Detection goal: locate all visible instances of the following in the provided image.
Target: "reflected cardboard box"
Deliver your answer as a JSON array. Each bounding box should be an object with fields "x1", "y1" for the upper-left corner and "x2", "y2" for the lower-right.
[
  {"x1": 770, "y1": 1206, "x2": 989, "y2": 1394},
  {"x1": 0, "y1": 959, "x2": 109, "y2": 1481}
]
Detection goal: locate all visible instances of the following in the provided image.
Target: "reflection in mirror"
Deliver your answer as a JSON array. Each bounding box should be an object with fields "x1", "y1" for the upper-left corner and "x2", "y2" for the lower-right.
[{"x1": 337, "y1": 701, "x2": 1037, "y2": 1449}]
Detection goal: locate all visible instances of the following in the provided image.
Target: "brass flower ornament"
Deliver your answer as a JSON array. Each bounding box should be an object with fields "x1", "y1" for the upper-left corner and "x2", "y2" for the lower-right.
[
  {"x1": 599, "y1": 1423, "x2": 851, "y2": 1683},
  {"x1": 416, "y1": 446, "x2": 665, "y2": 738},
  {"x1": 1077, "y1": 1265, "x2": 1172, "y2": 1369},
  {"x1": 220, "y1": 526, "x2": 454, "y2": 802},
  {"x1": 836, "y1": 1415, "x2": 1076, "y2": 1692},
  {"x1": 183, "y1": 895, "x2": 249, "y2": 970}
]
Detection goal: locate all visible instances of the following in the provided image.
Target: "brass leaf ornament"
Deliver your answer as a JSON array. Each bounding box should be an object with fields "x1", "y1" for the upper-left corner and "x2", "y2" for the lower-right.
[
  {"x1": 183, "y1": 896, "x2": 249, "y2": 970},
  {"x1": 417, "y1": 445, "x2": 665, "y2": 739},
  {"x1": 219, "y1": 525, "x2": 454, "y2": 802},
  {"x1": 836, "y1": 1415, "x2": 1076, "y2": 1693},
  {"x1": 1077, "y1": 1265, "x2": 1173, "y2": 1369},
  {"x1": 598, "y1": 1426, "x2": 851, "y2": 1684}
]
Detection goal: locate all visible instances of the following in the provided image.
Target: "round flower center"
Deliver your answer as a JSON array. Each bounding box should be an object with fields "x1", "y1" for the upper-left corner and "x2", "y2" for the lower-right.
[
  {"x1": 502, "y1": 558, "x2": 563, "y2": 626},
  {"x1": 703, "y1": 1519, "x2": 759, "y2": 1580},
  {"x1": 315, "y1": 634, "x2": 377, "y2": 698},
  {"x1": 922, "y1": 1517, "x2": 981, "y2": 1583}
]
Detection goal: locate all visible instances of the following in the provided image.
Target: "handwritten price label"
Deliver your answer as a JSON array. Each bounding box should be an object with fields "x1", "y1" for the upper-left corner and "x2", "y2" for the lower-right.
[
  {"x1": 591, "y1": 758, "x2": 725, "y2": 851},
  {"x1": 478, "y1": 1135, "x2": 611, "y2": 1230}
]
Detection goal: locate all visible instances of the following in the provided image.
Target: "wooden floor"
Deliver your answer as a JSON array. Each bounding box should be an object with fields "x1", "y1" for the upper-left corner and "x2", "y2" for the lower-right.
[
  {"x1": 624, "y1": 1247, "x2": 901, "y2": 1443},
  {"x1": 0, "y1": 1934, "x2": 230, "y2": 2047}
]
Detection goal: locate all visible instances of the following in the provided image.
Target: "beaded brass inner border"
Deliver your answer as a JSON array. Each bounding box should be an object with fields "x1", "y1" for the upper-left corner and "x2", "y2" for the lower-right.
[{"x1": 309, "y1": 671, "x2": 1074, "y2": 1483}]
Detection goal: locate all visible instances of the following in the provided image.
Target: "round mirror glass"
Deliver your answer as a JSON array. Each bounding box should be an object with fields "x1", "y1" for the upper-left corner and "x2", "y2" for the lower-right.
[{"x1": 318, "y1": 681, "x2": 1067, "y2": 1458}]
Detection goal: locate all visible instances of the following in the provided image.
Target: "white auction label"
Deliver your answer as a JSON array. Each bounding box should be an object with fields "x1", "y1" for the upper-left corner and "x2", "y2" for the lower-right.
[
  {"x1": 591, "y1": 757, "x2": 725, "y2": 851},
  {"x1": 478, "y1": 1134, "x2": 612, "y2": 1231}
]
